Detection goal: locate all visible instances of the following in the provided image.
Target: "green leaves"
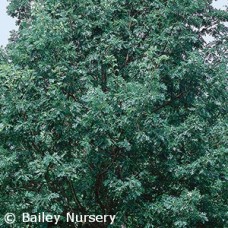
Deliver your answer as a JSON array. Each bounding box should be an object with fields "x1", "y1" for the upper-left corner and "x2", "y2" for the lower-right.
[{"x1": 0, "y1": 0, "x2": 227, "y2": 227}]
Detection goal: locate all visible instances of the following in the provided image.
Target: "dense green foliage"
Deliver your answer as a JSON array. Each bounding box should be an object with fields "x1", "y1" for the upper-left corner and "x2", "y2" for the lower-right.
[{"x1": 0, "y1": 0, "x2": 227, "y2": 227}]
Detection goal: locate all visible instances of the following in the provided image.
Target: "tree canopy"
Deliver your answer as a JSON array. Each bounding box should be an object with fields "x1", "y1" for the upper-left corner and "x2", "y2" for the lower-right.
[{"x1": 0, "y1": 0, "x2": 227, "y2": 227}]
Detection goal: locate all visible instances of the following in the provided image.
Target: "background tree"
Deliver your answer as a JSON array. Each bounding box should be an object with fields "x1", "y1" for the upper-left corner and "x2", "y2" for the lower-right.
[{"x1": 0, "y1": 0, "x2": 227, "y2": 227}]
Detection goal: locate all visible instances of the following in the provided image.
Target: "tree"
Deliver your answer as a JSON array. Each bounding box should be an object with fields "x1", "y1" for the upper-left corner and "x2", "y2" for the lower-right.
[{"x1": 0, "y1": 0, "x2": 227, "y2": 227}]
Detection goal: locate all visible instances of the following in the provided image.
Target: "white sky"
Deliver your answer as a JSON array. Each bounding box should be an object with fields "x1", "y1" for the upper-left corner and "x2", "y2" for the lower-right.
[
  {"x1": 0, "y1": 0, "x2": 18, "y2": 47},
  {"x1": 0, "y1": 0, "x2": 227, "y2": 46}
]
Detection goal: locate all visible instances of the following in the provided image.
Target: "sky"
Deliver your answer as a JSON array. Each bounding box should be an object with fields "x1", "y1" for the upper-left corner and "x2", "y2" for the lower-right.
[
  {"x1": 0, "y1": 0, "x2": 18, "y2": 47},
  {"x1": 0, "y1": 0, "x2": 227, "y2": 46}
]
